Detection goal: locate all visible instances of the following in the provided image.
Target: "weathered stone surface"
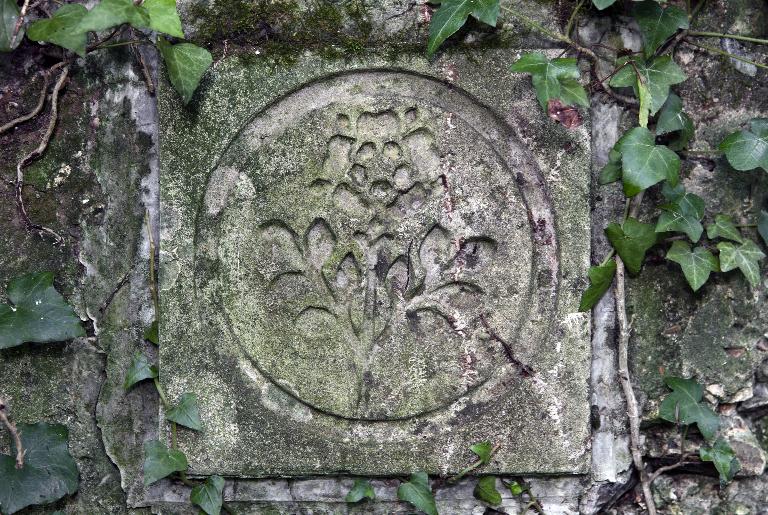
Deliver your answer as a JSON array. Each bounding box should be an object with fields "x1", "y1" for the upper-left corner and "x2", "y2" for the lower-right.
[{"x1": 159, "y1": 49, "x2": 591, "y2": 477}]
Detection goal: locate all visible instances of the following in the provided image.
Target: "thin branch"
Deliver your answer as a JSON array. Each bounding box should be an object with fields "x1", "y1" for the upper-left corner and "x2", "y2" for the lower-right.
[
  {"x1": 15, "y1": 65, "x2": 70, "y2": 244},
  {"x1": 684, "y1": 38, "x2": 768, "y2": 71},
  {"x1": 565, "y1": 0, "x2": 585, "y2": 38},
  {"x1": 130, "y1": 28, "x2": 155, "y2": 95},
  {"x1": 0, "y1": 397, "x2": 25, "y2": 468},
  {"x1": 688, "y1": 31, "x2": 768, "y2": 46},
  {"x1": 10, "y1": 0, "x2": 31, "y2": 48},
  {"x1": 615, "y1": 193, "x2": 657, "y2": 515},
  {"x1": 0, "y1": 62, "x2": 66, "y2": 135}
]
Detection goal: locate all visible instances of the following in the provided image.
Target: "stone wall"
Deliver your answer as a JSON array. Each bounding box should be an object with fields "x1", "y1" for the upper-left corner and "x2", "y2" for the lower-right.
[{"x1": 0, "y1": 1, "x2": 766, "y2": 513}]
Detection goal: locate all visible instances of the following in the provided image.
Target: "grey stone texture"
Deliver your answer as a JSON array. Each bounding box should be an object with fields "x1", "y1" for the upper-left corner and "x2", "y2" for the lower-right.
[
  {"x1": 0, "y1": 0, "x2": 766, "y2": 513},
  {"x1": 159, "y1": 49, "x2": 591, "y2": 478}
]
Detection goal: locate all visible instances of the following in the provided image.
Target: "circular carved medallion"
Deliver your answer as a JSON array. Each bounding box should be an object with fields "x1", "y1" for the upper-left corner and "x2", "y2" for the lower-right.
[{"x1": 195, "y1": 71, "x2": 559, "y2": 421}]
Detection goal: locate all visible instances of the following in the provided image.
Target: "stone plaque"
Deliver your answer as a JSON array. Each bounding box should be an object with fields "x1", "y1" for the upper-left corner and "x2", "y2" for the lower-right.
[{"x1": 160, "y1": 50, "x2": 591, "y2": 477}]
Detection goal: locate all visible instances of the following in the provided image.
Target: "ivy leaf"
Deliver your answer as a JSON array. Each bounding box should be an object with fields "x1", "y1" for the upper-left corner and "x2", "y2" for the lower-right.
[
  {"x1": 656, "y1": 191, "x2": 705, "y2": 242},
  {"x1": 606, "y1": 218, "x2": 657, "y2": 275},
  {"x1": 637, "y1": 77, "x2": 651, "y2": 128},
  {"x1": 634, "y1": 1, "x2": 689, "y2": 58},
  {"x1": 0, "y1": 272, "x2": 85, "y2": 350},
  {"x1": 666, "y1": 241, "x2": 718, "y2": 292},
  {"x1": 123, "y1": 351, "x2": 158, "y2": 391},
  {"x1": 190, "y1": 475, "x2": 225, "y2": 515},
  {"x1": 469, "y1": 441, "x2": 493, "y2": 464},
  {"x1": 656, "y1": 93, "x2": 694, "y2": 151},
  {"x1": 759, "y1": 210, "x2": 768, "y2": 246},
  {"x1": 611, "y1": 56, "x2": 686, "y2": 115},
  {"x1": 612, "y1": 127, "x2": 680, "y2": 197},
  {"x1": 144, "y1": 320, "x2": 159, "y2": 344},
  {"x1": 719, "y1": 119, "x2": 768, "y2": 172},
  {"x1": 142, "y1": 0, "x2": 183, "y2": 38},
  {"x1": 427, "y1": 0, "x2": 499, "y2": 56},
  {"x1": 166, "y1": 392, "x2": 202, "y2": 430},
  {"x1": 579, "y1": 259, "x2": 616, "y2": 311},
  {"x1": 397, "y1": 472, "x2": 437, "y2": 515},
  {"x1": 27, "y1": 4, "x2": 88, "y2": 57},
  {"x1": 143, "y1": 440, "x2": 188, "y2": 485},
  {"x1": 717, "y1": 240, "x2": 766, "y2": 286},
  {"x1": 706, "y1": 214, "x2": 743, "y2": 243},
  {"x1": 345, "y1": 479, "x2": 376, "y2": 503},
  {"x1": 0, "y1": 423, "x2": 79, "y2": 514},
  {"x1": 157, "y1": 37, "x2": 213, "y2": 105},
  {"x1": 510, "y1": 53, "x2": 588, "y2": 109},
  {"x1": 599, "y1": 148, "x2": 623, "y2": 185},
  {"x1": 507, "y1": 480, "x2": 524, "y2": 495},
  {"x1": 0, "y1": 0, "x2": 22, "y2": 52},
  {"x1": 659, "y1": 376, "x2": 719, "y2": 441},
  {"x1": 473, "y1": 476, "x2": 502, "y2": 506},
  {"x1": 700, "y1": 438, "x2": 741, "y2": 487},
  {"x1": 77, "y1": 0, "x2": 150, "y2": 33}
]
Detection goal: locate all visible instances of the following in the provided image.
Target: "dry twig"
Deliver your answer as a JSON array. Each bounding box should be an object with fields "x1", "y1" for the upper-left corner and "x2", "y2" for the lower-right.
[
  {"x1": 614, "y1": 192, "x2": 657, "y2": 515},
  {"x1": 15, "y1": 65, "x2": 70, "y2": 244},
  {"x1": 0, "y1": 397, "x2": 25, "y2": 468}
]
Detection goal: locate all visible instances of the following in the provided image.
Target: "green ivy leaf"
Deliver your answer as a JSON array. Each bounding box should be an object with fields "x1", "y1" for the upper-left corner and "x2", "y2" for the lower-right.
[
  {"x1": 507, "y1": 480, "x2": 524, "y2": 495},
  {"x1": 345, "y1": 479, "x2": 376, "y2": 503},
  {"x1": 124, "y1": 351, "x2": 158, "y2": 391},
  {"x1": 143, "y1": 440, "x2": 188, "y2": 485},
  {"x1": 719, "y1": 119, "x2": 768, "y2": 172},
  {"x1": 666, "y1": 241, "x2": 718, "y2": 292},
  {"x1": 27, "y1": 4, "x2": 88, "y2": 57},
  {"x1": 166, "y1": 392, "x2": 202, "y2": 430},
  {"x1": 758, "y1": 210, "x2": 768, "y2": 246},
  {"x1": 469, "y1": 441, "x2": 493, "y2": 464},
  {"x1": 579, "y1": 259, "x2": 616, "y2": 311},
  {"x1": 190, "y1": 475, "x2": 225, "y2": 515},
  {"x1": 606, "y1": 218, "x2": 657, "y2": 275},
  {"x1": 598, "y1": 149, "x2": 623, "y2": 185},
  {"x1": 611, "y1": 56, "x2": 686, "y2": 115},
  {"x1": 157, "y1": 37, "x2": 213, "y2": 104},
  {"x1": 656, "y1": 93, "x2": 694, "y2": 151},
  {"x1": 0, "y1": 423, "x2": 79, "y2": 514},
  {"x1": 706, "y1": 214, "x2": 743, "y2": 243},
  {"x1": 0, "y1": 272, "x2": 85, "y2": 349},
  {"x1": 700, "y1": 438, "x2": 741, "y2": 487},
  {"x1": 611, "y1": 127, "x2": 680, "y2": 197},
  {"x1": 397, "y1": 472, "x2": 437, "y2": 515},
  {"x1": 656, "y1": 191, "x2": 705, "y2": 242},
  {"x1": 144, "y1": 320, "x2": 159, "y2": 344},
  {"x1": 0, "y1": 0, "x2": 22, "y2": 52},
  {"x1": 142, "y1": 0, "x2": 183, "y2": 37},
  {"x1": 427, "y1": 0, "x2": 499, "y2": 56},
  {"x1": 473, "y1": 476, "x2": 502, "y2": 506},
  {"x1": 637, "y1": 77, "x2": 651, "y2": 128},
  {"x1": 510, "y1": 53, "x2": 588, "y2": 109},
  {"x1": 634, "y1": 1, "x2": 688, "y2": 58},
  {"x1": 717, "y1": 240, "x2": 766, "y2": 287},
  {"x1": 660, "y1": 376, "x2": 719, "y2": 441},
  {"x1": 77, "y1": 0, "x2": 150, "y2": 33}
]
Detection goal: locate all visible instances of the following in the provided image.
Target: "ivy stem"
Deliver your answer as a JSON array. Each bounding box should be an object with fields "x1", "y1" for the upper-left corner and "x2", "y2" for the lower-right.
[
  {"x1": 145, "y1": 212, "x2": 160, "y2": 321},
  {"x1": 684, "y1": 38, "x2": 768, "y2": 71},
  {"x1": 736, "y1": 224, "x2": 758, "y2": 228},
  {"x1": 599, "y1": 250, "x2": 616, "y2": 267},
  {"x1": 448, "y1": 443, "x2": 501, "y2": 482},
  {"x1": 688, "y1": 31, "x2": 768, "y2": 46},
  {"x1": 682, "y1": 149, "x2": 722, "y2": 155},
  {"x1": 92, "y1": 39, "x2": 150, "y2": 50},
  {"x1": 615, "y1": 192, "x2": 658, "y2": 515},
  {"x1": 153, "y1": 377, "x2": 170, "y2": 408},
  {"x1": 564, "y1": 0, "x2": 586, "y2": 38},
  {"x1": 0, "y1": 398, "x2": 25, "y2": 468}
]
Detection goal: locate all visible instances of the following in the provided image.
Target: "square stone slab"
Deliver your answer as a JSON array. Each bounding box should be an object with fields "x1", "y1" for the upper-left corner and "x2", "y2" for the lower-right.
[{"x1": 159, "y1": 49, "x2": 592, "y2": 477}]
